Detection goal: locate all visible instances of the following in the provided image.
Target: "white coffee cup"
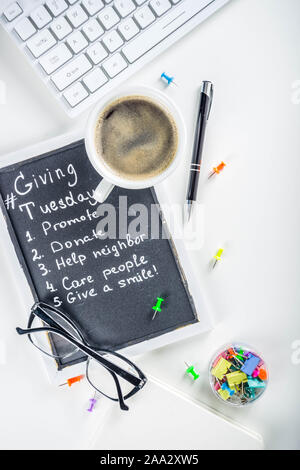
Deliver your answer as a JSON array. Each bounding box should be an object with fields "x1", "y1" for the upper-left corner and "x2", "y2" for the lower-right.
[{"x1": 85, "y1": 86, "x2": 186, "y2": 203}]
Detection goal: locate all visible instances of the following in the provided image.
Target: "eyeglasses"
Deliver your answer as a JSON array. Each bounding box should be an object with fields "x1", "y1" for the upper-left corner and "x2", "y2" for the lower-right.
[{"x1": 16, "y1": 302, "x2": 147, "y2": 411}]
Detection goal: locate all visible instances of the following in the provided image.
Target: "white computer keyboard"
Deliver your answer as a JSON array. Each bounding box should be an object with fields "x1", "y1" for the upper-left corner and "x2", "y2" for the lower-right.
[{"x1": 0, "y1": 0, "x2": 230, "y2": 117}]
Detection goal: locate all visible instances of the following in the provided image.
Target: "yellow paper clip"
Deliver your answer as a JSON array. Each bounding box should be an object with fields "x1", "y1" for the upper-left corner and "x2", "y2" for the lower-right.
[
  {"x1": 218, "y1": 388, "x2": 230, "y2": 401},
  {"x1": 211, "y1": 357, "x2": 231, "y2": 380},
  {"x1": 226, "y1": 371, "x2": 248, "y2": 389}
]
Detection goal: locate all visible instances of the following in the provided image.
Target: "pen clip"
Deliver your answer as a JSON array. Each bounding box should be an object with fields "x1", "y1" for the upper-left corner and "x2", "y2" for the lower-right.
[
  {"x1": 207, "y1": 84, "x2": 213, "y2": 120},
  {"x1": 201, "y1": 81, "x2": 214, "y2": 120}
]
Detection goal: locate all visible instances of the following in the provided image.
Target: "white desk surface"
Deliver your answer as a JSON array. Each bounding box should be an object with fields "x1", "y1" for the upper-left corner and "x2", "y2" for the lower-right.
[{"x1": 0, "y1": 0, "x2": 300, "y2": 450}]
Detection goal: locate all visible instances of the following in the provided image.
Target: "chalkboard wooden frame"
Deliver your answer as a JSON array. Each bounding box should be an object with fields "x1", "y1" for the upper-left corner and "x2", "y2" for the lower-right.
[{"x1": 0, "y1": 131, "x2": 211, "y2": 383}]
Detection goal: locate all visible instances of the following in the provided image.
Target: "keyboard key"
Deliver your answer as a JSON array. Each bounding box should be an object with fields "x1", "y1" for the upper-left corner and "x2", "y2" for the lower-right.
[
  {"x1": 39, "y1": 43, "x2": 72, "y2": 74},
  {"x1": 30, "y1": 6, "x2": 52, "y2": 29},
  {"x1": 46, "y1": 0, "x2": 68, "y2": 17},
  {"x1": 150, "y1": 0, "x2": 171, "y2": 16},
  {"x1": 67, "y1": 5, "x2": 88, "y2": 28},
  {"x1": 123, "y1": 2, "x2": 206, "y2": 63},
  {"x1": 103, "y1": 30, "x2": 123, "y2": 53},
  {"x1": 3, "y1": 2, "x2": 22, "y2": 22},
  {"x1": 67, "y1": 0, "x2": 78, "y2": 4},
  {"x1": 98, "y1": 6, "x2": 120, "y2": 30},
  {"x1": 27, "y1": 29, "x2": 56, "y2": 58},
  {"x1": 134, "y1": 6, "x2": 155, "y2": 29},
  {"x1": 102, "y1": 52, "x2": 127, "y2": 77},
  {"x1": 82, "y1": 18, "x2": 104, "y2": 41},
  {"x1": 50, "y1": 16, "x2": 72, "y2": 40},
  {"x1": 52, "y1": 54, "x2": 92, "y2": 90},
  {"x1": 114, "y1": 0, "x2": 136, "y2": 18},
  {"x1": 67, "y1": 30, "x2": 88, "y2": 53},
  {"x1": 63, "y1": 82, "x2": 88, "y2": 107},
  {"x1": 171, "y1": 0, "x2": 182, "y2": 3},
  {"x1": 14, "y1": 18, "x2": 36, "y2": 41},
  {"x1": 86, "y1": 42, "x2": 108, "y2": 64},
  {"x1": 83, "y1": 68, "x2": 108, "y2": 92},
  {"x1": 82, "y1": 0, "x2": 104, "y2": 15},
  {"x1": 118, "y1": 18, "x2": 139, "y2": 41},
  {"x1": 135, "y1": 0, "x2": 147, "y2": 4}
]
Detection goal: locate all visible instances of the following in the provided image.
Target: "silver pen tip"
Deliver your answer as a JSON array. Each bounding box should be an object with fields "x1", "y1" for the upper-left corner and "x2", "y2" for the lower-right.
[{"x1": 184, "y1": 201, "x2": 193, "y2": 224}]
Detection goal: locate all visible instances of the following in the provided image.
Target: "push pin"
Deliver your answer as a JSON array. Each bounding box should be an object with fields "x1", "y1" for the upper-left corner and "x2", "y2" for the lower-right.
[
  {"x1": 208, "y1": 161, "x2": 226, "y2": 178},
  {"x1": 152, "y1": 297, "x2": 164, "y2": 320},
  {"x1": 221, "y1": 382, "x2": 235, "y2": 397},
  {"x1": 258, "y1": 368, "x2": 268, "y2": 381},
  {"x1": 236, "y1": 349, "x2": 245, "y2": 362},
  {"x1": 161, "y1": 72, "x2": 178, "y2": 87},
  {"x1": 59, "y1": 374, "x2": 84, "y2": 387},
  {"x1": 213, "y1": 248, "x2": 224, "y2": 268},
  {"x1": 184, "y1": 362, "x2": 199, "y2": 381},
  {"x1": 87, "y1": 392, "x2": 97, "y2": 412}
]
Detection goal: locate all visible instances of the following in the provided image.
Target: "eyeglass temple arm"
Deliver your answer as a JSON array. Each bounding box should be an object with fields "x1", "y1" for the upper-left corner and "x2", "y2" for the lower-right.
[
  {"x1": 17, "y1": 326, "x2": 129, "y2": 411},
  {"x1": 33, "y1": 305, "x2": 75, "y2": 332},
  {"x1": 16, "y1": 326, "x2": 141, "y2": 388},
  {"x1": 34, "y1": 304, "x2": 85, "y2": 342},
  {"x1": 32, "y1": 304, "x2": 146, "y2": 383},
  {"x1": 111, "y1": 372, "x2": 129, "y2": 411}
]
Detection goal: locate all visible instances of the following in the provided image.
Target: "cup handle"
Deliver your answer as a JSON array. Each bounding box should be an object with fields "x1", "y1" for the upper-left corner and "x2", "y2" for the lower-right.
[{"x1": 93, "y1": 179, "x2": 115, "y2": 203}]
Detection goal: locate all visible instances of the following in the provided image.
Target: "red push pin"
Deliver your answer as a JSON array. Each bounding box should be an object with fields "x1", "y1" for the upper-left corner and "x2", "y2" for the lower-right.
[
  {"x1": 208, "y1": 161, "x2": 226, "y2": 178},
  {"x1": 59, "y1": 374, "x2": 84, "y2": 387}
]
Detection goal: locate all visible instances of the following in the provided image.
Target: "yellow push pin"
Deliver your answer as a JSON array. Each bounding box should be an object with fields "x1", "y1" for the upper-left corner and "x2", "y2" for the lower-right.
[{"x1": 213, "y1": 248, "x2": 224, "y2": 268}]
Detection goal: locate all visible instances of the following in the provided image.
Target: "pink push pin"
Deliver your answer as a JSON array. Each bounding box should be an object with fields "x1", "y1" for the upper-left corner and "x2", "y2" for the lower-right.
[
  {"x1": 87, "y1": 392, "x2": 97, "y2": 412},
  {"x1": 252, "y1": 369, "x2": 259, "y2": 378}
]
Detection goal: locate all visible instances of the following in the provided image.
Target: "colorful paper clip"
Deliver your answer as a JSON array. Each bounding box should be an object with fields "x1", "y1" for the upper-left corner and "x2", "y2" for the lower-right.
[
  {"x1": 241, "y1": 354, "x2": 260, "y2": 376},
  {"x1": 60, "y1": 374, "x2": 84, "y2": 387},
  {"x1": 247, "y1": 378, "x2": 266, "y2": 390},
  {"x1": 161, "y1": 72, "x2": 178, "y2": 87},
  {"x1": 211, "y1": 357, "x2": 231, "y2": 380},
  {"x1": 210, "y1": 344, "x2": 269, "y2": 406},
  {"x1": 208, "y1": 161, "x2": 226, "y2": 178},
  {"x1": 226, "y1": 371, "x2": 248, "y2": 389}
]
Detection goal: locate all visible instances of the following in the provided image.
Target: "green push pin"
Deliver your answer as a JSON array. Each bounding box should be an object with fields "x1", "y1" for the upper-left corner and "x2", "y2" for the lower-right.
[
  {"x1": 152, "y1": 297, "x2": 164, "y2": 320},
  {"x1": 184, "y1": 362, "x2": 200, "y2": 381},
  {"x1": 236, "y1": 349, "x2": 245, "y2": 362}
]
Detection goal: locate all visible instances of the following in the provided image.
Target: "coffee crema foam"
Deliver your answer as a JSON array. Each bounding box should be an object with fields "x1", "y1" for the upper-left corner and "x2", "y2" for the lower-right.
[{"x1": 94, "y1": 95, "x2": 178, "y2": 181}]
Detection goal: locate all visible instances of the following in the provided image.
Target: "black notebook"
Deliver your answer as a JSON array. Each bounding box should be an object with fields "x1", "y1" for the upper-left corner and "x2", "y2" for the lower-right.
[{"x1": 0, "y1": 140, "x2": 198, "y2": 369}]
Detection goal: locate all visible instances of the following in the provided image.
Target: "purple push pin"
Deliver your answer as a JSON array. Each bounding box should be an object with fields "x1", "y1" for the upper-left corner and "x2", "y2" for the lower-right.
[{"x1": 87, "y1": 392, "x2": 97, "y2": 412}]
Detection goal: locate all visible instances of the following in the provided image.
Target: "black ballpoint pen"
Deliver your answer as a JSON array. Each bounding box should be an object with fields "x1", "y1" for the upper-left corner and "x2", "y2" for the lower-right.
[{"x1": 185, "y1": 81, "x2": 214, "y2": 223}]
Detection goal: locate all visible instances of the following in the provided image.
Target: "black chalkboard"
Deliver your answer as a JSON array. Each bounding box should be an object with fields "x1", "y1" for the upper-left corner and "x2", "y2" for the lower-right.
[{"x1": 0, "y1": 140, "x2": 197, "y2": 370}]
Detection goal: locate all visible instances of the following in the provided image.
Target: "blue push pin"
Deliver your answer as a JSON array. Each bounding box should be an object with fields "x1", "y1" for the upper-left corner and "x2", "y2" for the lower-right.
[
  {"x1": 161, "y1": 72, "x2": 178, "y2": 87},
  {"x1": 221, "y1": 382, "x2": 235, "y2": 397}
]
